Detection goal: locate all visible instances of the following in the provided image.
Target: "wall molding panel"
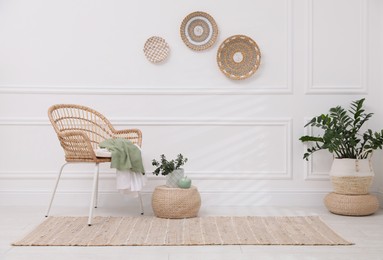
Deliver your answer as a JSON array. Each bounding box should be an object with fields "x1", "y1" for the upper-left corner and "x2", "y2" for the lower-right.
[
  {"x1": 0, "y1": 189, "x2": 333, "y2": 207},
  {"x1": 378, "y1": 190, "x2": 383, "y2": 208},
  {"x1": 0, "y1": 117, "x2": 293, "y2": 180},
  {"x1": 0, "y1": 0, "x2": 294, "y2": 96},
  {"x1": 0, "y1": 116, "x2": 292, "y2": 126},
  {"x1": 303, "y1": 118, "x2": 331, "y2": 180},
  {"x1": 306, "y1": 0, "x2": 368, "y2": 94},
  {"x1": 304, "y1": 158, "x2": 331, "y2": 181},
  {"x1": 0, "y1": 85, "x2": 293, "y2": 95}
]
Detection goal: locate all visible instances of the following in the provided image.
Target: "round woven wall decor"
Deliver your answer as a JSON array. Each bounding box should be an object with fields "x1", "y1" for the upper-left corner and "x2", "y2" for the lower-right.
[
  {"x1": 217, "y1": 35, "x2": 261, "y2": 80},
  {"x1": 143, "y1": 36, "x2": 170, "y2": 63},
  {"x1": 180, "y1": 11, "x2": 218, "y2": 51}
]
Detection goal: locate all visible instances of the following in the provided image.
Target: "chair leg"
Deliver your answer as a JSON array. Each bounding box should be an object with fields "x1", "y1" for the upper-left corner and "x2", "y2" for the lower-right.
[
  {"x1": 45, "y1": 163, "x2": 68, "y2": 217},
  {"x1": 88, "y1": 163, "x2": 100, "y2": 226},
  {"x1": 94, "y1": 164, "x2": 100, "y2": 208},
  {"x1": 138, "y1": 191, "x2": 144, "y2": 215}
]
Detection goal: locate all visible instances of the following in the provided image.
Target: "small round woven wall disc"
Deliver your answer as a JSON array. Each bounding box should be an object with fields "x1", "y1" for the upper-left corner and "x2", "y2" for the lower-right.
[
  {"x1": 180, "y1": 11, "x2": 218, "y2": 51},
  {"x1": 217, "y1": 35, "x2": 261, "y2": 80},
  {"x1": 143, "y1": 36, "x2": 170, "y2": 63}
]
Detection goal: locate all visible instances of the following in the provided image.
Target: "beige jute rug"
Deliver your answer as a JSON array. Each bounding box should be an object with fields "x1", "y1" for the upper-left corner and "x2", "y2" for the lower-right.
[{"x1": 13, "y1": 216, "x2": 352, "y2": 246}]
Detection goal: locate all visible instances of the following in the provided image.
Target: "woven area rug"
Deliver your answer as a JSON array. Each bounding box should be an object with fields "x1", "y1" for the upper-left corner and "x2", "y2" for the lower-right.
[{"x1": 13, "y1": 216, "x2": 352, "y2": 246}]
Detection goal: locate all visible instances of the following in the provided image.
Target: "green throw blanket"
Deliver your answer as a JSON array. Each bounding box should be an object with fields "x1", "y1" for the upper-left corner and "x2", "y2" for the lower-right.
[{"x1": 99, "y1": 138, "x2": 145, "y2": 174}]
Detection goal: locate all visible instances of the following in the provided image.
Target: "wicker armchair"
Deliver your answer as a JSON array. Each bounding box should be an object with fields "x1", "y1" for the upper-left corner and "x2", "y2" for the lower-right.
[{"x1": 46, "y1": 104, "x2": 144, "y2": 225}]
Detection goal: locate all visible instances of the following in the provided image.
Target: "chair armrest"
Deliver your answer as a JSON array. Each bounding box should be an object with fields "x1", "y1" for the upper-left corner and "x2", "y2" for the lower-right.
[
  {"x1": 57, "y1": 130, "x2": 98, "y2": 162},
  {"x1": 113, "y1": 128, "x2": 142, "y2": 147}
]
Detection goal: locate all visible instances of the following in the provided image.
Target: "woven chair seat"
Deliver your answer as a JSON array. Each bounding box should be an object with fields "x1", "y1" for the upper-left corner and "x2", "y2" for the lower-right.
[{"x1": 94, "y1": 148, "x2": 112, "y2": 158}]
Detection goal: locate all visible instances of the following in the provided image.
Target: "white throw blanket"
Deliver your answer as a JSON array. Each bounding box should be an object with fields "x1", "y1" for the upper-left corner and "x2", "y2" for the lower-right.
[
  {"x1": 116, "y1": 144, "x2": 147, "y2": 197},
  {"x1": 96, "y1": 144, "x2": 147, "y2": 196},
  {"x1": 116, "y1": 169, "x2": 147, "y2": 197}
]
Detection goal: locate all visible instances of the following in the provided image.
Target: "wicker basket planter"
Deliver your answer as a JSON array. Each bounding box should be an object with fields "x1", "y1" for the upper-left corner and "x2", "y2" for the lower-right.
[
  {"x1": 330, "y1": 176, "x2": 373, "y2": 195},
  {"x1": 330, "y1": 159, "x2": 374, "y2": 195},
  {"x1": 324, "y1": 192, "x2": 379, "y2": 216},
  {"x1": 152, "y1": 185, "x2": 201, "y2": 219}
]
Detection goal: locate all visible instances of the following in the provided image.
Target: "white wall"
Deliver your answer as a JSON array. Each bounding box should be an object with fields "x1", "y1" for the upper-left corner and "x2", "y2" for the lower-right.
[
  {"x1": 375, "y1": 0, "x2": 383, "y2": 205},
  {"x1": 0, "y1": 0, "x2": 382, "y2": 209}
]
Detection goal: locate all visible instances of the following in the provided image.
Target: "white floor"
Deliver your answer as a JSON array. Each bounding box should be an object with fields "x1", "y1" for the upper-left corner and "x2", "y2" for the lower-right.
[{"x1": 1, "y1": 205, "x2": 382, "y2": 260}]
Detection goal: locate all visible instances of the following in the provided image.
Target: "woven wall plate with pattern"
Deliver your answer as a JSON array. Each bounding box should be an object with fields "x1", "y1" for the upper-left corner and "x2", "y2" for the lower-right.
[
  {"x1": 180, "y1": 11, "x2": 218, "y2": 51},
  {"x1": 143, "y1": 36, "x2": 170, "y2": 63},
  {"x1": 217, "y1": 35, "x2": 261, "y2": 80}
]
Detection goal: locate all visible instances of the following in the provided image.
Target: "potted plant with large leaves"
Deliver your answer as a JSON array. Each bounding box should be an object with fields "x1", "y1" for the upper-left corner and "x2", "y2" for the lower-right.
[{"x1": 299, "y1": 98, "x2": 383, "y2": 195}]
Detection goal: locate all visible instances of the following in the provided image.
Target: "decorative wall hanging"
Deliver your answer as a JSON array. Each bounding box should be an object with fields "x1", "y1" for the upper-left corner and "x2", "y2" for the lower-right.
[
  {"x1": 143, "y1": 36, "x2": 170, "y2": 63},
  {"x1": 217, "y1": 35, "x2": 261, "y2": 80},
  {"x1": 180, "y1": 11, "x2": 218, "y2": 51}
]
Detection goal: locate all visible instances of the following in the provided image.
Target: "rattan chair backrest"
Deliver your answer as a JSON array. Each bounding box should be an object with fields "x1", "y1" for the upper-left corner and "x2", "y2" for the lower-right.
[{"x1": 48, "y1": 104, "x2": 115, "y2": 149}]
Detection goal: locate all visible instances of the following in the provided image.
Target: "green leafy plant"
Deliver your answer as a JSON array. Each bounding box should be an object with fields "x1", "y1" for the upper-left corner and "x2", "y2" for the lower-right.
[
  {"x1": 299, "y1": 98, "x2": 383, "y2": 160},
  {"x1": 152, "y1": 154, "x2": 188, "y2": 176}
]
